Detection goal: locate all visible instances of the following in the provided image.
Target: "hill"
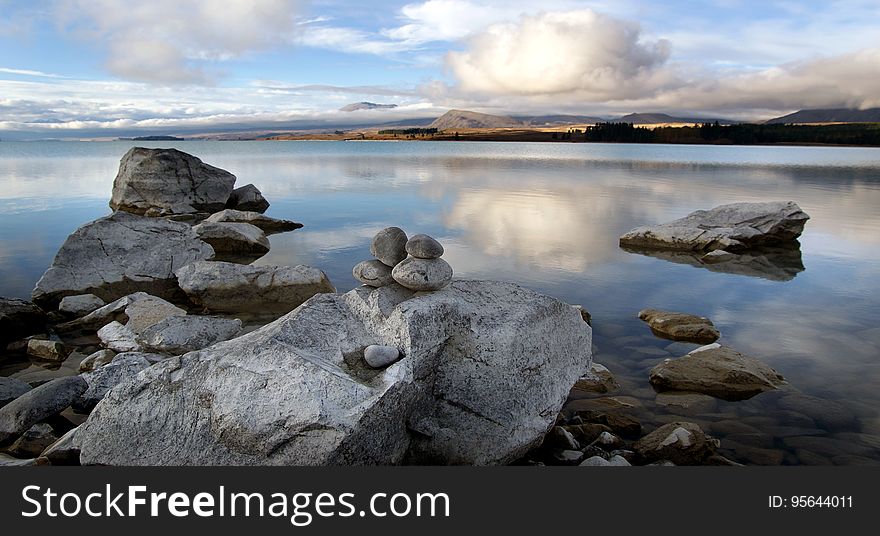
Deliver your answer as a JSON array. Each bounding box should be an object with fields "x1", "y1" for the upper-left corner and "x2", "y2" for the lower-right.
[
  {"x1": 615, "y1": 112, "x2": 736, "y2": 125},
  {"x1": 430, "y1": 109, "x2": 524, "y2": 130},
  {"x1": 514, "y1": 114, "x2": 606, "y2": 126},
  {"x1": 764, "y1": 108, "x2": 880, "y2": 124},
  {"x1": 339, "y1": 102, "x2": 398, "y2": 112}
]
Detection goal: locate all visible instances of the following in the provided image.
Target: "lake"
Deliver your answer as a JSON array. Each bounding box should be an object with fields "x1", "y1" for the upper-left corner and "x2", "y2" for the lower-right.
[{"x1": 2, "y1": 140, "x2": 879, "y2": 465}]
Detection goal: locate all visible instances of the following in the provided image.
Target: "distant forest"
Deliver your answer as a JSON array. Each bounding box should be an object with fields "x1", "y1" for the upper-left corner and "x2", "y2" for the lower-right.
[{"x1": 569, "y1": 122, "x2": 880, "y2": 146}]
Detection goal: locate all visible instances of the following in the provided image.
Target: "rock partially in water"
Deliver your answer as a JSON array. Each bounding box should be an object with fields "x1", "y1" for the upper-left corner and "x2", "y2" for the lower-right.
[
  {"x1": 6, "y1": 423, "x2": 58, "y2": 458},
  {"x1": 370, "y1": 227, "x2": 408, "y2": 267},
  {"x1": 619, "y1": 201, "x2": 810, "y2": 252},
  {"x1": 0, "y1": 298, "x2": 47, "y2": 345},
  {"x1": 226, "y1": 184, "x2": 269, "y2": 213},
  {"x1": 58, "y1": 294, "x2": 106, "y2": 318},
  {"x1": 26, "y1": 339, "x2": 70, "y2": 362},
  {"x1": 363, "y1": 345, "x2": 400, "y2": 368},
  {"x1": 777, "y1": 393, "x2": 857, "y2": 431},
  {"x1": 192, "y1": 222, "x2": 269, "y2": 262},
  {"x1": 649, "y1": 344, "x2": 786, "y2": 401},
  {"x1": 544, "y1": 426, "x2": 581, "y2": 450},
  {"x1": 405, "y1": 234, "x2": 444, "y2": 259},
  {"x1": 573, "y1": 363, "x2": 619, "y2": 394},
  {"x1": 79, "y1": 349, "x2": 117, "y2": 372},
  {"x1": 0, "y1": 376, "x2": 87, "y2": 444},
  {"x1": 0, "y1": 377, "x2": 32, "y2": 408},
  {"x1": 175, "y1": 261, "x2": 335, "y2": 314},
  {"x1": 76, "y1": 280, "x2": 592, "y2": 465},
  {"x1": 137, "y1": 315, "x2": 242, "y2": 355},
  {"x1": 205, "y1": 209, "x2": 301, "y2": 234},
  {"x1": 392, "y1": 257, "x2": 453, "y2": 291},
  {"x1": 110, "y1": 147, "x2": 236, "y2": 215},
  {"x1": 638, "y1": 308, "x2": 720, "y2": 344},
  {"x1": 633, "y1": 421, "x2": 719, "y2": 465},
  {"x1": 31, "y1": 212, "x2": 214, "y2": 309},
  {"x1": 352, "y1": 260, "x2": 395, "y2": 288},
  {"x1": 74, "y1": 353, "x2": 152, "y2": 412},
  {"x1": 655, "y1": 391, "x2": 718, "y2": 415}
]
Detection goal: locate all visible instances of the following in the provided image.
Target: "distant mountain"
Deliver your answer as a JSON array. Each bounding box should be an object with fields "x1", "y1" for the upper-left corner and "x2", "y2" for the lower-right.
[
  {"x1": 430, "y1": 109, "x2": 524, "y2": 130},
  {"x1": 119, "y1": 135, "x2": 185, "y2": 141},
  {"x1": 514, "y1": 114, "x2": 606, "y2": 126},
  {"x1": 615, "y1": 113, "x2": 736, "y2": 125},
  {"x1": 764, "y1": 108, "x2": 880, "y2": 124},
  {"x1": 339, "y1": 102, "x2": 398, "y2": 112}
]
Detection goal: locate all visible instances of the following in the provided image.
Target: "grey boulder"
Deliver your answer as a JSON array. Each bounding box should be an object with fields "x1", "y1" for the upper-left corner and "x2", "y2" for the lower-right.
[
  {"x1": 76, "y1": 280, "x2": 592, "y2": 466},
  {"x1": 0, "y1": 298, "x2": 46, "y2": 345},
  {"x1": 193, "y1": 222, "x2": 270, "y2": 262},
  {"x1": 137, "y1": 315, "x2": 242, "y2": 355},
  {"x1": 31, "y1": 212, "x2": 214, "y2": 308},
  {"x1": 392, "y1": 257, "x2": 453, "y2": 291},
  {"x1": 352, "y1": 260, "x2": 394, "y2": 287},
  {"x1": 405, "y1": 234, "x2": 444, "y2": 259},
  {"x1": 638, "y1": 308, "x2": 720, "y2": 344},
  {"x1": 619, "y1": 201, "x2": 809, "y2": 252},
  {"x1": 58, "y1": 294, "x2": 106, "y2": 318},
  {"x1": 205, "y1": 209, "x2": 301, "y2": 234},
  {"x1": 0, "y1": 376, "x2": 87, "y2": 444},
  {"x1": 175, "y1": 261, "x2": 335, "y2": 314},
  {"x1": 370, "y1": 227, "x2": 408, "y2": 267},
  {"x1": 227, "y1": 184, "x2": 269, "y2": 213},
  {"x1": 110, "y1": 147, "x2": 236, "y2": 215},
  {"x1": 0, "y1": 377, "x2": 32, "y2": 408},
  {"x1": 74, "y1": 353, "x2": 152, "y2": 412}
]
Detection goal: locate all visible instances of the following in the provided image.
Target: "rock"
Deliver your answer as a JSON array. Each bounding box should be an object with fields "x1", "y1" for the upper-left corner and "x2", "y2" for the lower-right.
[
  {"x1": 76, "y1": 280, "x2": 592, "y2": 465},
  {"x1": 638, "y1": 308, "x2": 720, "y2": 344},
  {"x1": 589, "y1": 431, "x2": 624, "y2": 450},
  {"x1": 574, "y1": 412, "x2": 642, "y2": 438},
  {"x1": 0, "y1": 453, "x2": 45, "y2": 466},
  {"x1": 123, "y1": 296, "x2": 187, "y2": 333},
  {"x1": 226, "y1": 184, "x2": 269, "y2": 213},
  {"x1": 97, "y1": 321, "x2": 140, "y2": 353},
  {"x1": 579, "y1": 455, "x2": 631, "y2": 466},
  {"x1": 405, "y1": 234, "x2": 444, "y2": 259},
  {"x1": 110, "y1": 147, "x2": 236, "y2": 215},
  {"x1": 565, "y1": 396, "x2": 643, "y2": 415},
  {"x1": 544, "y1": 426, "x2": 581, "y2": 450},
  {"x1": 0, "y1": 376, "x2": 87, "y2": 445},
  {"x1": 549, "y1": 449, "x2": 584, "y2": 465},
  {"x1": 175, "y1": 261, "x2": 335, "y2": 314},
  {"x1": 619, "y1": 201, "x2": 810, "y2": 252},
  {"x1": 649, "y1": 345, "x2": 786, "y2": 401},
  {"x1": 370, "y1": 227, "x2": 408, "y2": 267},
  {"x1": 0, "y1": 377, "x2": 32, "y2": 408},
  {"x1": 0, "y1": 298, "x2": 46, "y2": 345},
  {"x1": 205, "y1": 209, "x2": 301, "y2": 234},
  {"x1": 353, "y1": 260, "x2": 395, "y2": 287},
  {"x1": 192, "y1": 222, "x2": 269, "y2": 261},
  {"x1": 573, "y1": 362, "x2": 618, "y2": 394},
  {"x1": 392, "y1": 257, "x2": 453, "y2": 291},
  {"x1": 58, "y1": 294, "x2": 106, "y2": 318},
  {"x1": 26, "y1": 339, "x2": 70, "y2": 362},
  {"x1": 79, "y1": 349, "x2": 117, "y2": 372},
  {"x1": 777, "y1": 394, "x2": 857, "y2": 431},
  {"x1": 6, "y1": 423, "x2": 58, "y2": 458},
  {"x1": 40, "y1": 426, "x2": 82, "y2": 465},
  {"x1": 655, "y1": 392, "x2": 718, "y2": 415},
  {"x1": 562, "y1": 423, "x2": 614, "y2": 446},
  {"x1": 137, "y1": 315, "x2": 242, "y2": 355},
  {"x1": 74, "y1": 353, "x2": 152, "y2": 412},
  {"x1": 633, "y1": 422, "x2": 719, "y2": 465},
  {"x1": 32, "y1": 212, "x2": 214, "y2": 308},
  {"x1": 572, "y1": 304, "x2": 591, "y2": 326},
  {"x1": 364, "y1": 345, "x2": 401, "y2": 368},
  {"x1": 720, "y1": 440, "x2": 784, "y2": 466}
]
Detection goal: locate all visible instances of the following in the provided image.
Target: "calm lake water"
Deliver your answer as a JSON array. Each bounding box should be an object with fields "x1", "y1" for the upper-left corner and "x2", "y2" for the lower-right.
[{"x1": 2, "y1": 140, "x2": 880, "y2": 465}]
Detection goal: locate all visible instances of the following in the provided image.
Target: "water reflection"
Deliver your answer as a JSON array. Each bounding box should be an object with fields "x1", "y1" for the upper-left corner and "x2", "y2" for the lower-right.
[{"x1": 620, "y1": 243, "x2": 806, "y2": 281}]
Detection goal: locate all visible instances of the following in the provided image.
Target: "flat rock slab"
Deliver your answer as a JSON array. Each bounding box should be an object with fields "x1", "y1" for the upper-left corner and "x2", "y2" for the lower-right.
[
  {"x1": 32, "y1": 212, "x2": 214, "y2": 309},
  {"x1": 619, "y1": 201, "x2": 809, "y2": 253},
  {"x1": 77, "y1": 280, "x2": 592, "y2": 466},
  {"x1": 0, "y1": 376, "x2": 87, "y2": 444},
  {"x1": 649, "y1": 344, "x2": 786, "y2": 401},
  {"x1": 175, "y1": 261, "x2": 335, "y2": 313},
  {"x1": 110, "y1": 147, "x2": 236, "y2": 215},
  {"x1": 205, "y1": 209, "x2": 301, "y2": 234},
  {"x1": 638, "y1": 308, "x2": 720, "y2": 344}
]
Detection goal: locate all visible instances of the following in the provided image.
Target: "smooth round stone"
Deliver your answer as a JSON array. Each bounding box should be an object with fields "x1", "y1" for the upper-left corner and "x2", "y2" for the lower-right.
[
  {"x1": 370, "y1": 227, "x2": 408, "y2": 267},
  {"x1": 364, "y1": 345, "x2": 401, "y2": 368},
  {"x1": 405, "y1": 234, "x2": 444, "y2": 259},
  {"x1": 391, "y1": 257, "x2": 453, "y2": 291},
  {"x1": 352, "y1": 260, "x2": 394, "y2": 287}
]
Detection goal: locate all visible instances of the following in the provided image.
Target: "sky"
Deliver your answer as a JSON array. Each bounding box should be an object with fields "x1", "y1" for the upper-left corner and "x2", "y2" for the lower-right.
[{"x1": 1, "y1": 0, "x2": 879, "y2": 138}]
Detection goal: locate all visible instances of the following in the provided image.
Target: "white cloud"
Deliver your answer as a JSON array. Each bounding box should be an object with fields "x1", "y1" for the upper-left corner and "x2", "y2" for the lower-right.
[
  {"x1": 0, "y1": 67, "x2": 61, "y2": 78},
  {"x1": 54, "y1": 0, "x2": 301, "y2": 84}
]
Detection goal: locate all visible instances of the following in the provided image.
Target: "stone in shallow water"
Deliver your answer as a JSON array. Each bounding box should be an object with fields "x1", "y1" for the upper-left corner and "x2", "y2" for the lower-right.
[
  {"x1": 370, "y1": 227, "x2": 408, "y2": 267},
  {"x1": 638, "y1": 308, "x2": 720, "y2": 344},
  {"x1": 654, "y1": 391, "x2": 718, "y2": 415},
  {"x1": 573, "y1": 363, "x2": 618, "y2": 394},
  {"x1": 58, "y1": 294, "x2": 106, "y2": 318},
  {"x1": 391, "y1": 257, "x2": 453, "y2": 291},
  {"x1": 192, "y1": 222, "x2": 270, "y2": 261},
  {"x1": 226, "y1": 184, "x2": 270, "y2": 213},
  {"x1": 363, "y1": 345, "x2": 400, "y2": 368},
  {"x1": 205, "y1": 209, "x2": 301, "y2": 234},
  {"x1": 405, "y1": 234, "x2": 444, "y2": 259},
  {"x1": 633, "y1": 421, "x2": 719, "y2": 465},
  {"x1": 352, "y1": 260, "x2": 394, "y2": 287}
]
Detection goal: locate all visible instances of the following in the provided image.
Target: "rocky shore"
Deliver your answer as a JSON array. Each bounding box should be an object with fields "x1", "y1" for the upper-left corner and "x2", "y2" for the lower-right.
[{"x1": 2, "y1": 148, "x2": 876, "y2": 467}]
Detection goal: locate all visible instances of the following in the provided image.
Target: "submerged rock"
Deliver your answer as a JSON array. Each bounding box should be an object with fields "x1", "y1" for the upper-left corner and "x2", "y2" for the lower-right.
[
  {"x1": 649, "y1": 344, "x2": 786, "y2": 401},
  {"x1": 638, "y1": 308, "x2": 720, "y2": 344},
  {"x1": 205, "y1": 209, "x2": 301, "y2": 234},
  {"x1": 192, "y1": 222, "x2": 270, "y2": 261},
  {"x1": 633, "y1": 421, "x2": 719, "y2": 465},
  {"x1": 31, "y1": 212, "x2": 214, "y2": 309},
  {"x1": 0, "y1": 376, "x2": 87, "y2": 444},
  {"x1": 392, "y1": 257, "x2": 453, "y2": 291},
  {"x1": 573, "y1": 363, "x2": 619, "y2": 394},
  {"x1": 110, "y1": 147, "x2": 236, "y2": 215},
  {"x1": 0, "y1": 298, "x2": 46, "y2": 345},
  {"x1": 370, "y1": 227, "x2": 408, "y2": 267},
  {"x1": 175, "y1": 261, "x2": 335, "y2": 314},
  {"x1": 620, "y1": 201, "x2": 809, "y2": 252},
  {"x1": 58, "y1": 294, "x2": 106, "y2": 318},
  {"x1": 353, "y1": 260, "x2": 395, "y2": 288},
  {"x1": 77, "y1": 280, "x2": 592, "y2": 466},
  {"x1": 226, "y1": 184, "x2": 269, "y2": 213}
]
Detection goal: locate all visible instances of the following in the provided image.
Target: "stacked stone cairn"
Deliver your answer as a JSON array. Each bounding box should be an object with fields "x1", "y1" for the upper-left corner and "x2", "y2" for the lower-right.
[{"x1": 352, "y1": 227, "x2": 454, "y2": 369}]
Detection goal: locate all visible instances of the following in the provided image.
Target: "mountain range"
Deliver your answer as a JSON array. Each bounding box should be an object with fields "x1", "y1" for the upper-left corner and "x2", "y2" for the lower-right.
[
  {"x1": 763, "y1": 108, "x2": 880, "y2": 124},
  {"x1": 339, "y1": 102, "x2": 398, "y2": 112}
]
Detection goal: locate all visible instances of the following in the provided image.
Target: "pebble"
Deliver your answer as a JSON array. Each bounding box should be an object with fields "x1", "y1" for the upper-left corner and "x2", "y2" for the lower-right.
[
  {"x1": 352, "y1": 260, "x2": 395, "y2": 287},
  {"x1": 405, "y1": 234, "x2": 444, "y2": 259},
  {"x1": 370, "y1": 227, "x2": 408, "y2": 267},
  {"x1": 364, "y1": 345, "x2": 401, "y2": 368},
  {"x1": 391, "y1": 257, "x2": 453, "y2": 291}
]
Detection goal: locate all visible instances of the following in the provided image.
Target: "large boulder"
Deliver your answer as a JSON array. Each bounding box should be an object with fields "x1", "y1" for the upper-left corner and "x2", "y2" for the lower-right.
[
  {"x1": 649, "y1": 344, "x2": 786, "y2": 401},
  {"x1": 76, "y1": 280, "x2": 592, "y2": 465},
  {"x1": 619, "y1": 201, "x2": 809, "y2": 253},
  {"x1": 0, "y1": 298, "x2": 46, "y2": 345},
  {"x1": 226, "y1": 184, "x2": 270, "y2": 213},
  {"x1": 110, "y1": 147, "x2": 236, "y2": 215},
  {"x1": 0, "y1": 377, "x2": 87, "y2": 445},
  {"x1": 175, "y1": 261, "x2": 335, "y2": 313},
  {"x1": 32, "y1": 212, "x2": 214, "y2": 309},
  {"x1": 204, "y1": 209, "x2": 302, "y2": 234}
]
